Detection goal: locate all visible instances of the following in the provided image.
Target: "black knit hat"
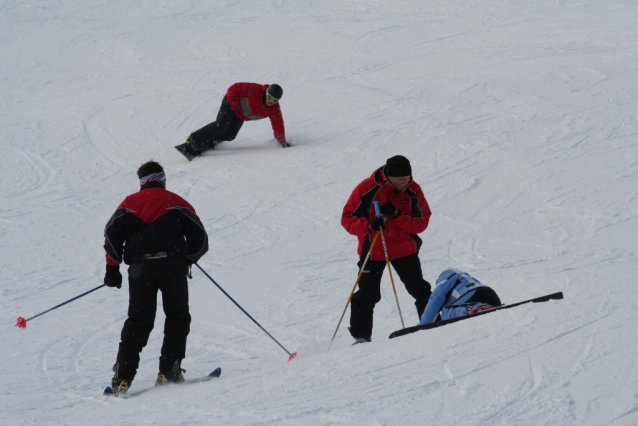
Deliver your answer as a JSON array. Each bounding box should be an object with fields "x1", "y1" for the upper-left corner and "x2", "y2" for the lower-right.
[
  {"x1": 385, "y1": 155, "x2": 412, "y2": 177},
  {"x1": 267, "y1": 84, "x2": 283, "y2": 100}
]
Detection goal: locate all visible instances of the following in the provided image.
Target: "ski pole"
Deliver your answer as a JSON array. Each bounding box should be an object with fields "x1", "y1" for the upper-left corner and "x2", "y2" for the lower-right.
[
  {"x1": 328, "y1": 232, "x2": 381, "y2": 350},
  {"x1": 373, "y1": 201, "x2": 405, "y2": 329},
  {"x1": 194, "y1": 263, "x2": 297, "y2": 361},
  {"x1": 16, "y1": 284, "x2": 107, "y2": 329}
]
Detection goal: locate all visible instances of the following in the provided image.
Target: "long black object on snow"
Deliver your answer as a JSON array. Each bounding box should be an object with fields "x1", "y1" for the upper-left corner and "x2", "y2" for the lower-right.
[
  {"x1": 388, "y1": 291, "x2": 564, "y2": 339},
  {"x1": 194, "y1": 263, "x2": 296, "y2": 359}
]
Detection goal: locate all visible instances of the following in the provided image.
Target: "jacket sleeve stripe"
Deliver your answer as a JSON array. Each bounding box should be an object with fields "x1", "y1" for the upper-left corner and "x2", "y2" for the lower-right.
[
  {"x1": 405, "y1": 188, "x2": 423, "y2": 218},
  {"x1": 168, "y1": 206, "x2": 209, "y2": 260},
  {"x1": 352, "y1": 185, "x2": 380, "y2": 218},
  {"x1": 103, "y1": 208, "x2": 129, "y2": 264}
]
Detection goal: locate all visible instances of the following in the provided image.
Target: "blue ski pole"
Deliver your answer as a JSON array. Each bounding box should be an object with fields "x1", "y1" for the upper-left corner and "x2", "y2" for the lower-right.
[
  {"x1": 194, "y1": 263, "x2": 297, "y2": 361},
  {"x1": 16, "y1": 284, "x2": 107, "y2": 329}
]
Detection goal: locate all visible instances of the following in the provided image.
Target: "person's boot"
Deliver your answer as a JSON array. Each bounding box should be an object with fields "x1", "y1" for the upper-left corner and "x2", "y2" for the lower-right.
[
  {"x1": 155, "y1": 368, "x2": 186, "y2": 386},
  {"x1": 110, "y1": 377, "x2": 131, "y2": 396},
  {"x1": 156, "y1": 357, "x2": 186, "y2": 386},
  {"x1": 184, "y1": 136, "x2": 202, "y2": 157},
  {"x1": 348, "y1": 327, "x2": 371, "y2": 345}
]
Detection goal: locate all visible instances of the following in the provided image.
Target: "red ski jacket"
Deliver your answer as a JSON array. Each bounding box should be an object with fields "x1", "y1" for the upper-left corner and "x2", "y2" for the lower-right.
[
  {"x1": 342, "y1": 166, "x2": 431, "y2": 261},
  {"x1": 104, "y1": 183, "x2": 208, "y2": 266},
  {"x1": 226, "y1": 82, "x2": 286, "y2": 142}
]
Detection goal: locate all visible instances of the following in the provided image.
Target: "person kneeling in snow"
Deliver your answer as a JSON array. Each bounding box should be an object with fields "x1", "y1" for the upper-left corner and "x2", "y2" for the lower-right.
[
  {"x1": 183, "y1": 82, "x2": 290, "y2": 158},
  {"x1": 418, "y1": 269, "x2": 502, "y2": 326}
]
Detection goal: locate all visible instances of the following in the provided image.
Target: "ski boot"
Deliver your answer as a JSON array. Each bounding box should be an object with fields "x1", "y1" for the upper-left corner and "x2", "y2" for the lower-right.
[
  {"x1": 110, "y1": 377, "x2": 131, "y2": 396},
  {"x1": 156, "y1": 357, "x2": 186, "y2": 386},
  {"x1": 155, "y1": 368, "x2": 186, "y2": 386},
  {"x1": 348, "y1": 327, "x2": 371, "y2": 345}
]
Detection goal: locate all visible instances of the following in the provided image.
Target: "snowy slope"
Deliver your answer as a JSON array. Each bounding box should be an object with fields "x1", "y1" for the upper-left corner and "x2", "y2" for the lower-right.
[{"x1": 2, "y1": 0, "x2": 638, "y2": 425}]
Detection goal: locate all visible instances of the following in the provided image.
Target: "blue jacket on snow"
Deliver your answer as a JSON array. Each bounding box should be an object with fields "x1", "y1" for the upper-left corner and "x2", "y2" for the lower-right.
[{"x1": 418, "y1": 269, "x2": 499, "y2": 325}]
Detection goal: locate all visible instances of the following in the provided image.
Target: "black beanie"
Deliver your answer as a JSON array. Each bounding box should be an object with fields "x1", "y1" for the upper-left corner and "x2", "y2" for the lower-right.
[{"x1": 385, "y1": 155, "x2": 412, "y2": 177}]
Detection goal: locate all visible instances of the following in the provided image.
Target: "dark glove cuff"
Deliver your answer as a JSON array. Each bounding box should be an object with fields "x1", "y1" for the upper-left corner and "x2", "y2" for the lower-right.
[{"x1": 106, "y1": 264, "x2": 120, "y2": 273}]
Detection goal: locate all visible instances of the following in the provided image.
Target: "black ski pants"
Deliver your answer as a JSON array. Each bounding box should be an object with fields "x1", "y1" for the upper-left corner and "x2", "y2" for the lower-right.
[
  {"x1": 349, "y1": 254, "x2": 431, "y2": 340},
  {"x1": 190, "y1": 96, "x2": 244, "y2": 149},
  {"x1": 114, "y1": 258, "x2": 191, "y2": 382}
]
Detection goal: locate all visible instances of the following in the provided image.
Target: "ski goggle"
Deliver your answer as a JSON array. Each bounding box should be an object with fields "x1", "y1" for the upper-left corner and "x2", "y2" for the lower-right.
[{"x1": 266, "y1": 92, "x2": 280, "y2": 103}]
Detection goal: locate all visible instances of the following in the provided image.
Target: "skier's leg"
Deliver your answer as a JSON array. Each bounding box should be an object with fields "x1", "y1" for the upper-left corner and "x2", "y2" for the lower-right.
[
  {"x1": 390, "y1": 254, "x2": 431, "y2": 318},
  {"x1": 113, "y1": 262, "x2": 158, "y2": 382},
  {"x1": 154, "y1": 258, "x2": 191, "y2": 378},
  {"x1": 222, "y1": 115, "x2": 244, "y2": 142},
  {"x1": 189, "y1": 96, "x2": 242, "y2": 151},
  {"x1": 349, "y1": 259, "x2": 385, "y2": 341},
  {"x1": 199, "y1": 107, "x2": 244, "y2": 151}
]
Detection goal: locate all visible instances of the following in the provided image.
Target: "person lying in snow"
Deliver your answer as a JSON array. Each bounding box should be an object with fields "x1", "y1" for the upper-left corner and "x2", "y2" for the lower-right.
[{"x1": 418, "y1": 269, "x2": 502, "y2": 326}]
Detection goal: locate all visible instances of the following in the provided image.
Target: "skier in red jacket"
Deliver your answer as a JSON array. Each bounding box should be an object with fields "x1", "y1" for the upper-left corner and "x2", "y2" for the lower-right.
[
  {"x1": 183, "y1": 82, "x2": 290, "y2": 158},
  {"x1": 341, "y1": 155, "x2": 432, "y2": 344},
  {"x1": 103, "y1": 160, "x2": 208, "y2": 395}
]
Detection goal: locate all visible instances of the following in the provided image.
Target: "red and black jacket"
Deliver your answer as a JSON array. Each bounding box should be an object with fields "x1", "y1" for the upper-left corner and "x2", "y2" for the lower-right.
[
  {"x1": 104, "y1": 183, "x2": 209, "y2": 266},
  {"x1": 341, "y1": 166, "x2": 431, "y2": 261},
  {"x1": 226, "y1": 82, "x2": 286, "y2": 143}
]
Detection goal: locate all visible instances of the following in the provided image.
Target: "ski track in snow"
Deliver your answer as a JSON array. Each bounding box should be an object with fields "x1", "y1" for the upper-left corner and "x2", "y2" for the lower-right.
[{"x1": 2, "y1": 0, "x2": 638, "y2": 425}]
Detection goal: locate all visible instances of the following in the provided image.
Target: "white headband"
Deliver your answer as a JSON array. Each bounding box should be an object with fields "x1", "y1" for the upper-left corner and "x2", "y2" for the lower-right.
[{"x1": 140, "y1": 171, "x2": 166, "y2": 186}]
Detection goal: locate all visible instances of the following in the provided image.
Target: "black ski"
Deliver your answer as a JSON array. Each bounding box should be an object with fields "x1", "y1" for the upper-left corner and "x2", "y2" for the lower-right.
[
  {"x1": 103, "y1": 367, "x2": 222, "y2": 398},
  {"x1": 389, "y1": 292, "x2": 564, "y2": 339}
]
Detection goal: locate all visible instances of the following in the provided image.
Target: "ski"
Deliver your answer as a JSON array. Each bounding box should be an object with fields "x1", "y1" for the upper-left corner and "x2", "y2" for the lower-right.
[
  {"x1": 389, "y1": 292, "x2": 564, "y2": 339},
  {"x1": 103, "y1": 367, "x2": 222, "y2": 398}
]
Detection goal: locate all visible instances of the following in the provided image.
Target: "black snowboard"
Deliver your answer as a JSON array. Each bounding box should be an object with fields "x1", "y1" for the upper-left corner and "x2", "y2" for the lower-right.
[{"x1": 175, "y1": 143, "x2": 197, "y2": 161}]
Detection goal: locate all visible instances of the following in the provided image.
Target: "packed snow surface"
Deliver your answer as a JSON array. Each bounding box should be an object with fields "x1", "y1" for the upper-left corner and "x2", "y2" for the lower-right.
[{"x1": 2, "y1": 0, "x2": 637, "y2": 425}]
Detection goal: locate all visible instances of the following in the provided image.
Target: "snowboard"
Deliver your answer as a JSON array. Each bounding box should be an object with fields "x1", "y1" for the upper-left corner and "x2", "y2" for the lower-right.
[
  {"x1": 175, "y1": 140, "x2": 224, "y2": 161},
  {"x1": 175, "y1": 143, "x2": 197, "y2": 161}
]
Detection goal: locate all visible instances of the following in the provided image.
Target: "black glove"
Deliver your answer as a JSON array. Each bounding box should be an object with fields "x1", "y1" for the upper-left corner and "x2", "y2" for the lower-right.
[
  {"x1": 379, "y1": 203, "x2": 399, "y2": 218},
  {"x1": 104, "y1": 264, "x2": 122, "y2": 289},
  {"x1": 368, "y1": 217, "x2": 386, "y2": 232}
]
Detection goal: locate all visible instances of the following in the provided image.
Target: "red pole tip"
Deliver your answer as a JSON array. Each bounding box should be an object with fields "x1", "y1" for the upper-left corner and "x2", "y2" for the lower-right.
[
  {"x1": 16, "y1": 317, "x2": 27, "y2": 329},
  {"x1": 288, "y1": 352, "x2": 298, "y2": 361}
]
